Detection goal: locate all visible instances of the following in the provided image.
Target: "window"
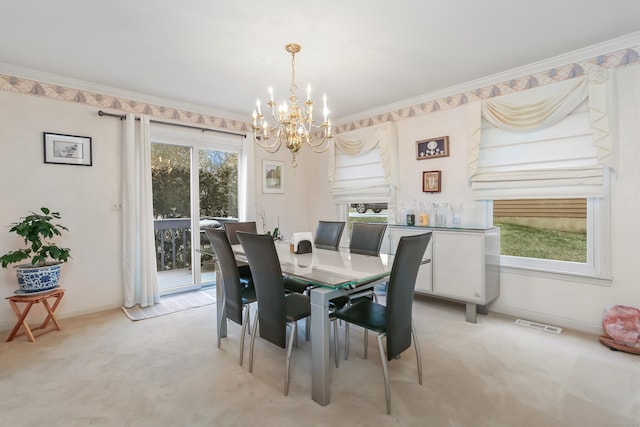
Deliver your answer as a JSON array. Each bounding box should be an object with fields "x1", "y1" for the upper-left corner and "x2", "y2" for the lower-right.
[
  {"x1": 469, "y1": 75, "x2": 613, "y2": 282},
  {"x1": 347, "y1": 202, "x2": 388, "y2": 239},
  {"x1": 493, "y1": 195, "x2": 610, "y2": 282},
  {"x1": 494, "y1": 199, "x2": 587, "y2": 263},
  {"x1": 150, "y1": 126, "x2": 243, "y2": 294}
]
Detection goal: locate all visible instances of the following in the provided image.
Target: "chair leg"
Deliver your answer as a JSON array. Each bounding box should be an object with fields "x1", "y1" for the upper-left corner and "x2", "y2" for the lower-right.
[
  {"x1": 285, "y1": 322, "x2": 297, "y2": 396},
  {"x1": 377, "y1": 333, "x2": 391, "y2": 415},
  {"x1": 344, "y1": 323, "x2": 350, "y2": 360},
  {"x1": 305, "y1": 317, "x2": 310, "y2": 341},
  {"x1": 412, "y1": 318, "x2": 423, "y2": 385},
  {"x1": 217, "y1": 299, "x2": 226, "y2": 349},
  {"x1": 239, "y1": 304, "x2": 250, "y2": 366},
  {"x1": 332, "y1": 318, "x2": 339, "y2": 368},
  {"x1": 248, "y1": 310, "x2": 259, "y2": 373},
  {"x1": 364, "y1": 329, "x2": 369, "y2": 359}
]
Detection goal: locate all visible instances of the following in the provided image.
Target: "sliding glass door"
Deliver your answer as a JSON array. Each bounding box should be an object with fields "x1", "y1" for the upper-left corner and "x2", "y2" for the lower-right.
[{"x1": 150, "y1": 132, "x2": 240, "y2": 296}]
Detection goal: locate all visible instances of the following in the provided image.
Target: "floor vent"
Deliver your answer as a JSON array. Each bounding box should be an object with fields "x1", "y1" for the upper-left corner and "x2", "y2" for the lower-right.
[{"x1": 515, "y1": 319, "x2": 563, "y2": 334}]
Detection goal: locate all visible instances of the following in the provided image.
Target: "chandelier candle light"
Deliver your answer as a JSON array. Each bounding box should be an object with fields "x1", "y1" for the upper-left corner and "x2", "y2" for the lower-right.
[{"x1": 252, "y1": 43, "x2": 333, "y2": 167}]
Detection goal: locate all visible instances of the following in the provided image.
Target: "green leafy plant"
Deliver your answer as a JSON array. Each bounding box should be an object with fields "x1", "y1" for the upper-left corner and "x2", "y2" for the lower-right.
[
  {"x1": 266, "y1": 227, "x2": 280, "y2": 240},
  {"x1": 0, "y1": 207, "x2": 71, "y2": 268}
]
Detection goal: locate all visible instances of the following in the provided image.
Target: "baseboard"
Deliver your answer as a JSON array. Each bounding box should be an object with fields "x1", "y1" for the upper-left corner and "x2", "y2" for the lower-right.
[
  {"x1": 413, "y1": 292, "x2": 603, "y2": 335},
  {"x1": 0, "y1": 301, "x2": 123, "y2": 334},
  {"x1": 489, "y1": 303, "x2": 602, "y2": 335}
]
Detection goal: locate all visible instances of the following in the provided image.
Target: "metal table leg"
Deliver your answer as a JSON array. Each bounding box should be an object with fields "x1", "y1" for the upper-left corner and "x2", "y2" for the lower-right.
[{"x1": 310, "y1": 286, "x2": 343, "y2": 406}]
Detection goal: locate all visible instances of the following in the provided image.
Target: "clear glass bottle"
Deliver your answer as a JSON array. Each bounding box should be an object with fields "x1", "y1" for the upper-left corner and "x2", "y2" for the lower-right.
[
  {"x1": 399, "y1": 203, "x2": 407, "y2": 225},
  {"x1": 406, "y1": 200, "x2": 416, "y2": 226},
  {"x1": 418, "y1": 201, "x2": 429, "y2": 226}
]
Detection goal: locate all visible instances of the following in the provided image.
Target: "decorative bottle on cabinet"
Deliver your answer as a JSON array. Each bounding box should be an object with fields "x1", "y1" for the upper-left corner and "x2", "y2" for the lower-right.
[{"x1": 418, "y1": 201, "x2": 429, "y2": 226}]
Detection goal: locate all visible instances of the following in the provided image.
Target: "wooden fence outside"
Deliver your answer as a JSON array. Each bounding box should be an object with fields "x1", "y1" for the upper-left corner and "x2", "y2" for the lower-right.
[
  {"x1": 494, "y1": 199, "x2": 586, "y2": 218},
  {"x1": 494, "y1": 198, "x2": 586, "y2": 232}
]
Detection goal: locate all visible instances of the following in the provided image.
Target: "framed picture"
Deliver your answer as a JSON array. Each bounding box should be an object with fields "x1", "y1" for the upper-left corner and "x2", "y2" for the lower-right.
[
  {"x1": 262, "y1": 160, "x2": 284, "y2": 193},
  {"x1": 422, "y1": 170, "x2": 441, "y2": 193},
  {"x1": 416, "y1": 136, "x2": 449, "y2": 160},
  {"x1": 43, "y1": 132, "x2": 92, "y2": 166}
]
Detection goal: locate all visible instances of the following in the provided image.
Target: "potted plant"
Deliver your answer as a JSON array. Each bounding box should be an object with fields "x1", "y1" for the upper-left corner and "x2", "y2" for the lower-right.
[{"x1": 0, "y1": 207, "x2": 71, "y2": 293}]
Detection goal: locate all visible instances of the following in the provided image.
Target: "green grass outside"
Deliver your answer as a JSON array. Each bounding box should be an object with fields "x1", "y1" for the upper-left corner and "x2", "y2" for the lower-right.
[
  {"x1": 494, "y1": 221, "x2": 586, "y2": 263},
  {"x1": 346, "y1": 213, "x2": 586, "y2": 263},
  {"x1": 347, "y1": 211, "x2": 388, "y2": 236}
]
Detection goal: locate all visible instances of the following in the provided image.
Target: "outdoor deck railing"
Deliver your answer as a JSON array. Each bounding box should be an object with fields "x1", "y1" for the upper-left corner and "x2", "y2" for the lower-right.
[
  {"x1": 154, "y1": 218, "x2": 191, "y2": 271},
  {"x1": 153, "y1": 217, "x2": 238, "y2": 272}
]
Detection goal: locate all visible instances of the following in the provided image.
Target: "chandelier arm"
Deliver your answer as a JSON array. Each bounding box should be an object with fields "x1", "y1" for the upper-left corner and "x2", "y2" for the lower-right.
[
  {"x1": 252, "y1": 131, "x2": 282, "y2": 152},
  {"x1": 305, "y1": 140, "x2": 330, "y2": 153},
  {"x1": 303, "y1": 133, "x2": 332, "y2": 152}
]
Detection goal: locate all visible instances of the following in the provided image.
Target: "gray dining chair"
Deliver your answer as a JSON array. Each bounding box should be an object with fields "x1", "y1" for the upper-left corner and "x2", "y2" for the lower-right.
[
  {"x1": 314, "y1": 220, "x2": 345, "y2": 251},
  {"x1": 349, "y1": 222, "x2": 387, "y2": 256},
  {"x1": 331, "y1": 222, "x2": 388, "y2": 361},
  {"x1": 224, "y1": 221, "x2": 257, "y2": 245},
  {"x1": 331, "y1": 232, "x2": 431, "y2": 414},
  {"x1": 237, "y1": 231, "x2": 311, "y2": 396},
  {"x1": 204, "y1": 229, "x2": 257, "y2": 366},
  {"x1": 223, "y1": 221, "x2": 257, "y2": 282}
]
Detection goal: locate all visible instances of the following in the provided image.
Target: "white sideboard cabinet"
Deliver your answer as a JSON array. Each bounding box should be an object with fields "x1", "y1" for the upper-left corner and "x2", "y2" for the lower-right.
[{"x1": 384, "y1": 225, "x2": 500, "y2": 323}]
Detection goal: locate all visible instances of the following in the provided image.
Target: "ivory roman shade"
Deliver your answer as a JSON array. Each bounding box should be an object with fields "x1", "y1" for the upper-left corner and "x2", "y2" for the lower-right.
[
  {"x1": 468, "y1": 71, "x2": 614, "y2": 200},
  {"x1": 329, "y1": 122, "x2": 399, "y2": 203}
]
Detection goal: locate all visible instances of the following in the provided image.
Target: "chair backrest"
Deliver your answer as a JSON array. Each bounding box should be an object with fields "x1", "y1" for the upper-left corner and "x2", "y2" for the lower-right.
[
  {"x1": 314, "y1": 221, "x2": 345, "y2": 251},
  {"x1": 385, "y1": 232, "x2": 431, "y2": 360},
  {"x1": 236, "y1": 231, "x2": 287, "y2": 348},
  {"x1": 349, "y1": 223, "x2": 388, "y2": 256},
  {"x1": 224, "y1": 221, "x2": 257, "y2": 245},
  {"x1": 204, "y1": 229, "x2": 244, "y2": 325}
]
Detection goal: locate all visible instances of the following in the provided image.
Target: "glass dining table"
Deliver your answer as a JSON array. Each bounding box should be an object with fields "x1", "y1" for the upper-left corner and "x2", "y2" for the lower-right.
[{"x1": 212, "y1": 240, "x2": 394, "y2": 406}]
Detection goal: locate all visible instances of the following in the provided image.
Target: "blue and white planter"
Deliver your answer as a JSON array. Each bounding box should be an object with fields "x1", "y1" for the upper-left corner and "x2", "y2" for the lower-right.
[{"x1": 15, "y1": 263, "x2": 61, "y2": 293}]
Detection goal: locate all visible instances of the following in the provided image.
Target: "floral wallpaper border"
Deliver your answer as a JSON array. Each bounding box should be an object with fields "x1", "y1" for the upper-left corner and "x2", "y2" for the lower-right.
[
  {"x1": 0, "y1": 73, "x2": 252, "y2": 134},
  {"x1": 336, "y1": 45, "x2": 640, "y2": 133},
  {"x1": 1, "y1": 45, "x2": 638, "y2": 135}
]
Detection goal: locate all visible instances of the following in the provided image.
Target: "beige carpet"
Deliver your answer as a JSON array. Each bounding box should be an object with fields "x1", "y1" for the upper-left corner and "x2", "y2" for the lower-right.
[
  {"x1": 0, "y1": 294, "x2": 638, "y2": 427},
  {"x1": 121, "y1": 290, "x2": 216, "y2": 320}
]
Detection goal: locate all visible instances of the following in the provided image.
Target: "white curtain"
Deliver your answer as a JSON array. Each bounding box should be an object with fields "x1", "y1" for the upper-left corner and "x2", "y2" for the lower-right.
[
  {"x1": 468, "y1": 71, "x2": 614, "y2": 199},
  {"x1": 328, "y1": 121, "x2": 399, "y2": 203},
  {"x1": 123, "y1": 114, "x2": 160, "y2": 308},
  {"x1": 239, "y1": 135, "x2": 256, "y2": 221}
]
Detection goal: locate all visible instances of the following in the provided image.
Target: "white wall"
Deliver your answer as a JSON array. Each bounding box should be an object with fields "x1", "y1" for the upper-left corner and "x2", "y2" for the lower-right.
[
  {"x1": 0, "y1": 91, "x2": 124, "y2": 329},
  {"x1": 252, "y1": 148, "x2": 315, "y2": 240}
]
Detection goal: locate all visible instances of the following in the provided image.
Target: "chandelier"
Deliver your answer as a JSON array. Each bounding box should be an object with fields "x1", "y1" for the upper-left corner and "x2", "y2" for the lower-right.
[{"x1": 251, "y1": 43, "x2": 333, "y2": 167}]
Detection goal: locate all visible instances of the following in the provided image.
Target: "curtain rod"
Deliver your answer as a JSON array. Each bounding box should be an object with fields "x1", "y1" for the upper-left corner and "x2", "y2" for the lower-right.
[{"x1": 97, "y1": 110, "x2": 246, "y2": 137}]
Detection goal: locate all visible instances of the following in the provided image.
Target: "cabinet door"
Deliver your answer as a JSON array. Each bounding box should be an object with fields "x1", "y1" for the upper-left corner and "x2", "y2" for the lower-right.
[
  {"x1": 389, "y1": 229, "x2": 433, "y2": 293},
  {"x1": 432, "y1": 231, "x2": 484, "y2": 302}
]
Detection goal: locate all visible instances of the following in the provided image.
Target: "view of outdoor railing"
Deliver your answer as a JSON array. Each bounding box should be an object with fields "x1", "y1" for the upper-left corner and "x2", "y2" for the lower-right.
[
  {"x1": 153, "y1": 217, "x2": 238, "y2": 272},
  {"x1": 154, "y1": 218, "x2": 192, "y2": 271}
]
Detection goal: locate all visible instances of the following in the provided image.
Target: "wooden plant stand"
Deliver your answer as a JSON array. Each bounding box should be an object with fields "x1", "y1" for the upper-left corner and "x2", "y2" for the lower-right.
[{"x1": 5, "y1": 288, "x2": 65, "y2": 342}]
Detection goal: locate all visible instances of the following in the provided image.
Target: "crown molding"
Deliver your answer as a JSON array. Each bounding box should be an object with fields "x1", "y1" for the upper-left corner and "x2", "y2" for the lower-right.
[
  {"x1": 0, "y1": 63, "x2": 247, "y2": 122},
  {"x1": 336, "y1": 31, "x2": 640, "y2": 126}
]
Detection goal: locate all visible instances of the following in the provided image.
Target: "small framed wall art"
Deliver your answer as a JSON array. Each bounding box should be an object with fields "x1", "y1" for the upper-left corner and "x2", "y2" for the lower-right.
[
  {"x1": 262, "y1": 160, "x2": 285, "y2": 193},
  {"x1": 422, "y1": 170, "x2": 441, "y2": 193},
  {"x1": 43, "y1": 132, "x2": 93, "y2": 166},
  {"x1": 416, "y1": 136, "x2": 449, "y2": 160}
]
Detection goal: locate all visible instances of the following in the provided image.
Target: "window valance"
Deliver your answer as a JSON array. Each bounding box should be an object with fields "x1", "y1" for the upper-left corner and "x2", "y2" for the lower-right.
[
  {"x1": 468, "y1": 70, "x2": 614, "y2": 199},
  {"x1": 328, "y1": 122, "x2": 399, "y2": 203}
]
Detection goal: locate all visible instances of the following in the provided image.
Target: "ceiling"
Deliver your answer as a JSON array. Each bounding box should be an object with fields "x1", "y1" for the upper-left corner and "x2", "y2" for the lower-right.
[{"x1": 1, "y1": 1, "x2": 640, "y2": 124}]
